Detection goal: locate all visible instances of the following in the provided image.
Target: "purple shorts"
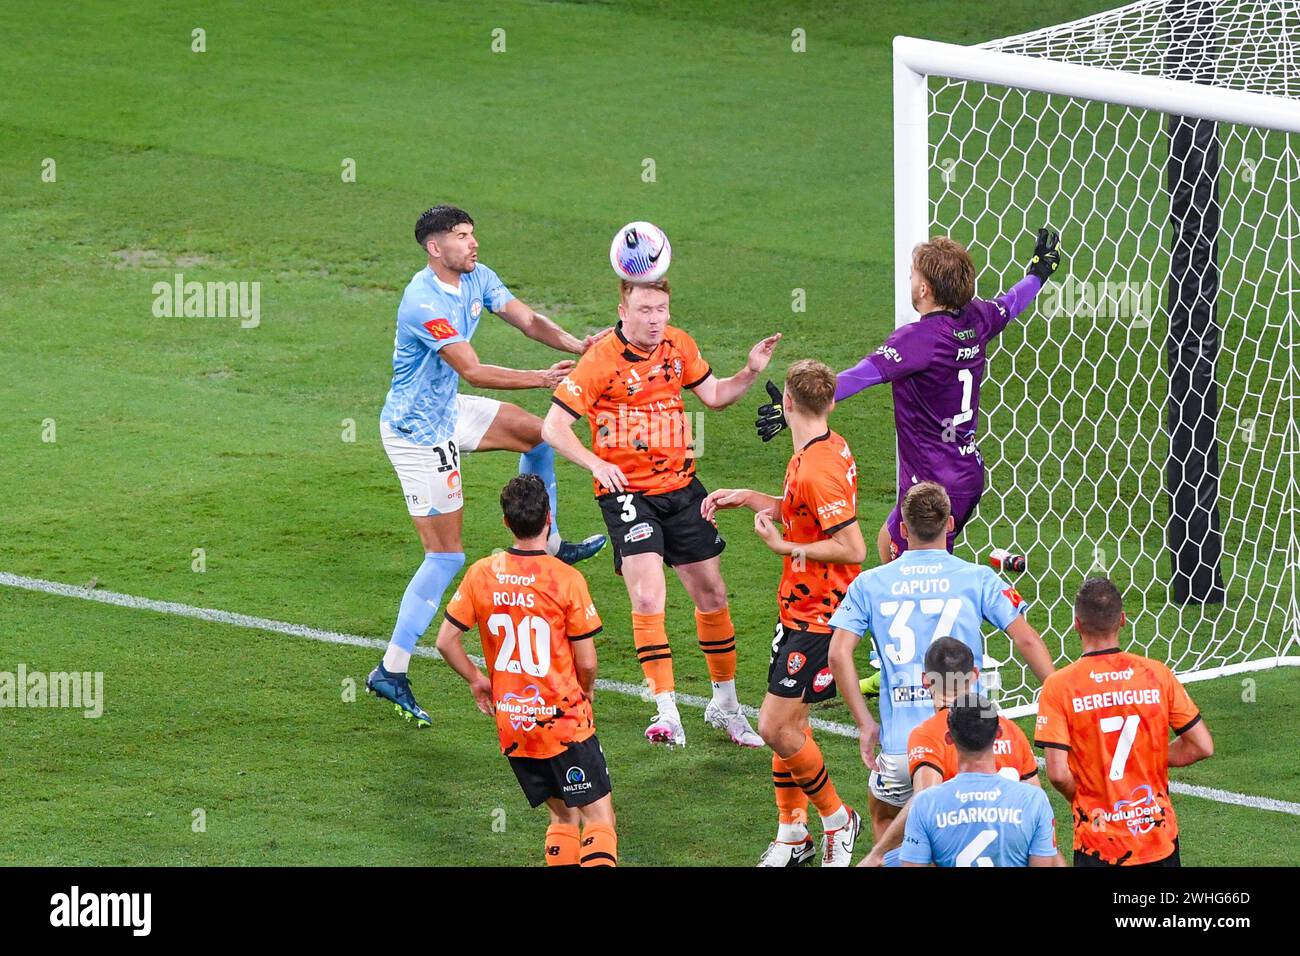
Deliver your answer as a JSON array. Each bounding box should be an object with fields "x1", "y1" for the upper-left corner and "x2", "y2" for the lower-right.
[{"x1": 885, "y1": 492, "x2": 982, "y2": 559}]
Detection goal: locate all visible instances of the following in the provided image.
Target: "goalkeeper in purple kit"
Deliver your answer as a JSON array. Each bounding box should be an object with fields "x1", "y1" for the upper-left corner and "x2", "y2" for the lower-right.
[{"x1": 758, "y1": 228, "x2": 1061, "y2": 563}]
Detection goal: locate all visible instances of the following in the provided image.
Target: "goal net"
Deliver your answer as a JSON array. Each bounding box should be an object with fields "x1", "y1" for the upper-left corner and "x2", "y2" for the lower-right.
[{"x1": 893, "y1": 0, "x2": 1300, "y2": 716}]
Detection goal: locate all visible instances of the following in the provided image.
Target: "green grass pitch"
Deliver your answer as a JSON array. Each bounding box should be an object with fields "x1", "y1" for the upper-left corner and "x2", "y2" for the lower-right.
[{"x1": 1, "y1": 0, "x2": 1296, "y2": 865}]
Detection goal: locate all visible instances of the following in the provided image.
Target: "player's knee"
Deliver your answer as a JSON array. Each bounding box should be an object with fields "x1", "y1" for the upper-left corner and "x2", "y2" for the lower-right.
[
  {"x1": 693, "y1": 582, "x2": 728, "y2": 613},
  {"x1": 627, "y1": 586, "x2": 664, "y2": 615},
  {"x1": 756, "y1": 710, "x2": 790, "y2": 751}
]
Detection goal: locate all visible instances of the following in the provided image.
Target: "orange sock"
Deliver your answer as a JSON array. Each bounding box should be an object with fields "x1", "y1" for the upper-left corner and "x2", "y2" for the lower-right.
[
  {"x1": 773, "y1": 751, "x2": 810, "y2": 826},
  {"x1": 632, "y1": 611, "x2": 674, "y2": 695},
  {"x1": 580, "y1": 822, "x2": 618, "y2": 867},
  {"x1": 694, "y1": 606, "x2": 737, "y2": 683},
  {"x1": 544, "y1": 823, "x2": 580, "y2": 866},
  {"x1": 783, "y1": 733, "x2": 845, "y2": 821}
]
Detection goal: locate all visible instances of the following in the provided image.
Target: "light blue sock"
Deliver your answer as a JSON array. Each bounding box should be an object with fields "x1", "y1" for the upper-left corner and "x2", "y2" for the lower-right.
[
  {"x1": 390, "y1": 552, "x2": 465, "y2": 653},
  {"x1": 520, "y1": 441, "x2": 560, "y2": 538}
]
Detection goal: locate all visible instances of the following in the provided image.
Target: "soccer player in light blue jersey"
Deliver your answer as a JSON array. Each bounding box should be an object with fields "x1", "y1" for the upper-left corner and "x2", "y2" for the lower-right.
[
  {"x1": 900, "y1": 695, "x2": 1062, "y2": 867},
  {"x1": 368, "y1": 205, "x2": 608, "y2": 726},
  {"x1": 828, "y1": 480, "x2": 1054, "y2": 841}
]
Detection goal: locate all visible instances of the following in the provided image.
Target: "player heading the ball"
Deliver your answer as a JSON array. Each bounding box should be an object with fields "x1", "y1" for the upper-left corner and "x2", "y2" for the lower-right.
[
  {"x1": 1036, "y1": 577, "x2": 1214, "y2": 867},
  {"x1": 435, "y1": 475, "x2": 617, "y2": 867},
  {"x1": 701, "y1": 359, "x2": 868, "y2": 866},
  {"x1": 542, "y1": 277, "x2": 782, "y2": 748},
  {"x1": 757, "y1": 228, "x2": 1061, "y2": 563}
]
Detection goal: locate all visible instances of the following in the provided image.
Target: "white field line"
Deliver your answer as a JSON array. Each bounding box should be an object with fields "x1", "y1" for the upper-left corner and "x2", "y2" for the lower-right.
[{"x1": 4, "y1": 570, "x2": 1298, "y2": 817}]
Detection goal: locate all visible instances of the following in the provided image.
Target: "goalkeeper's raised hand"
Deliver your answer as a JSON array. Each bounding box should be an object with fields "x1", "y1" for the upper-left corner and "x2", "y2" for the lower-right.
[
  {"x1": 754, "y1": 380, "x2": 786, "y2": 442},
  {"x1": 1027, "y1": 227, "x2": 1062, "y2": 283}
]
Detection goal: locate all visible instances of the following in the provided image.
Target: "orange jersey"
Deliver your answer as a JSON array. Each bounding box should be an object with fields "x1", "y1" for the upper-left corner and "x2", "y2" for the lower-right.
[
  {"x1": 778, "y1": 431, "x2": 859, "y2": 633},
  {"x1": 552, "y1": 322, "x2": 712, "y2": 496},
  {"x1": 907, "y1": 708, "x2": 1039, "y2": 782},
  {"x1": 1034, "y1": 648, "x2": 1200, "y2": 865},
  {"x1": 444, "y1": 548, "x2": 603, "y2": 759}
]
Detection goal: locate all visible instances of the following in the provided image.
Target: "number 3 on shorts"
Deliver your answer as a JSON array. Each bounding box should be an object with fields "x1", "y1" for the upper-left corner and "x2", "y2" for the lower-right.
[{"x1": 617, "y1": 494, "x2": 637, "y2": 522}]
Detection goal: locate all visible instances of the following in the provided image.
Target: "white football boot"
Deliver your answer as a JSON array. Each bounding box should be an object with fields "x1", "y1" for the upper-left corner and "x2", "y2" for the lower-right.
[
  {"x1": 703, "y1": 700, "x2": 764, "y2": 748},
  {"x1": 758, "y1": 836, "x2": 817, "y2": 867},
  {"x1": 821, "y1": 808, "x2": 862, "y2": 867},
  {"x1": 645, "y1": 712, "x2": 687, "y2": 747}
]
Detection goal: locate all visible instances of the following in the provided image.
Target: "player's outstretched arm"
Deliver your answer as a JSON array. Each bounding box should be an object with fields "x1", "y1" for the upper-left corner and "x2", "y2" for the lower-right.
[
  {"x1": 699, "y1": 488, "x2": 780, "y2": 523},
  {"x1": 440, "y1": 341, "x2": 573, "y2": 390},
  {"x1": 541, "y1": 404, "x2": 629, "y2": 493},
  {"x1": 434, "y1": 619, "x2": 494, "y2": 716},
  {"x1": 690, "y1": 333, "x2": 781, "y2": 410},
  {"x1": 987, "y1": 226, "x2": 1063, "y2": 330},
  {"x1": 496, "y1": 299, "x2": 610, "y2": 354},
  {"x1": 1005, "y1": 616, "x2": 1055, "y2": 681}
]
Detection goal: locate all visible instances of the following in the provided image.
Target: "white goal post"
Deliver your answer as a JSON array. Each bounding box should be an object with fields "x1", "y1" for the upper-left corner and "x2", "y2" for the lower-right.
[{"x1": 892, "y1": 0, "x2": 1300, "y2": 717}]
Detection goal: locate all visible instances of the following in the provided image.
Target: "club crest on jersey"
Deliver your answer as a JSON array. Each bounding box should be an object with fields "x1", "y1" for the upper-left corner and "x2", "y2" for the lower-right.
[
  {"x1": 470, "y1": 300, "x2": 482, "y2": 318},
  {"x1": 423, "y1": 317, "x2": 458, "y2": 340},
  {"x1": 1002, "y1": 586, "x2": 1024, "y2": 608},
  {"x1": 787, "y1": 652, "x2": 806, "y2": 675}
]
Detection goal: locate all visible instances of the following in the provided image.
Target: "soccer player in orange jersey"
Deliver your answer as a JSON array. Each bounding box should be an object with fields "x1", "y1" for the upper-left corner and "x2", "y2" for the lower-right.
[
  {"x1": 435, "y1": 475, "x2": 616, "y2": 867},
  {"x1": 542, "y1": 278, "x2": 781, "y2": 748},
  {"x1": 1036, "y1": 577, "x2": 1214, "y2": 867},
  {"x1": 701, "y1": 360, "x2": 867, "y2": 866},
  {"x1": 859, "y1": 636, "x2": 1047, "y2": 867}
]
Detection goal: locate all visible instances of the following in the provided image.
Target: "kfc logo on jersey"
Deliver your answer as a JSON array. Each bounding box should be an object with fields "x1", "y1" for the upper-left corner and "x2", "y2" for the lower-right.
[
  {"x1": 1001, "y1": 586, "x2": 1024, "y2": 608},
  {"x1": 812, "y1": 668, "x2": 834, "y2": 693},
  {"x1": 786, "y1": 652, "x2": 807, "y2": 675},
  {"x1": 422, "y1": 317, "x2": 458, "y2": 340}
]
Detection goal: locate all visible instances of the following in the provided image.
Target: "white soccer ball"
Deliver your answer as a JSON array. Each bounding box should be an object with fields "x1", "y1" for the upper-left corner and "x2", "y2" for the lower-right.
[{"x1": 609, "y1": 221, "x2": 671, "y2": 283}]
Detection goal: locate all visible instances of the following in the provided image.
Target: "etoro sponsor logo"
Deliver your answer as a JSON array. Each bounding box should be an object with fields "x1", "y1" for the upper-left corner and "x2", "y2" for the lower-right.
[
  {"x1": 1090, "y1": 667, "x2": 1135, "y2": 683},
  {"x1": 498, "y1": 684, "x2": 560, "y2": 732}
]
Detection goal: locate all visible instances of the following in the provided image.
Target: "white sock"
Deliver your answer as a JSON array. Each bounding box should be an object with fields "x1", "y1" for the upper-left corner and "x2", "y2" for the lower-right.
[
  {"x1": 654, "y1": 691, "x2": 680, "y2": 723},
  {"x1": 820, "y1": 804, "x2": 849, "y2": 832},
  {"x1": 546, "y1": 531, "x2": 562, "y2": 555},
  {"x1": 777, "y1": 821, "x2": 808, "y2": 843},
  {"x1": 383, "y1": 645, "x2": 412, "y2": 674},
  {"x1": 710, "y1": 679, "x2": 739, "y2": 710}
]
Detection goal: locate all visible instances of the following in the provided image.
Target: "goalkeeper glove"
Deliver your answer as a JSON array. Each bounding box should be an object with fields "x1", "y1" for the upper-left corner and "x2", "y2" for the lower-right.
[
  {"x1": 1026, "y1": 226, "x2": 1061, "y2": 283},
  {"x1": 755, "y1": 380, "x2": 787, "y2": 442}
]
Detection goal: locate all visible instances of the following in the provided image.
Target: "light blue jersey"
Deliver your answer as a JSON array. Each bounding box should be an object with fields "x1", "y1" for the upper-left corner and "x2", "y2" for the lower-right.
[
  {"x1": 379, "y1": 264, "x2": 514, "y2": 445},
  {"x1": 827, "y1": 548, "x2": 1027, "y2": 753},
  {"x1": 900, "y1": 771, "x2": 1056, "y2": 867}
]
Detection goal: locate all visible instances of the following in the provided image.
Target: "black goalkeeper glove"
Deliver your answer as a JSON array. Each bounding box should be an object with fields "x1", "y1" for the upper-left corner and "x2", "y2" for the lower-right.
[
  {"x1": 755, "y1": 380, "x2": 786, "y2": 443},
  {"x1": 1026, "y1": 226, "x2": 1062, "y2": 283}
]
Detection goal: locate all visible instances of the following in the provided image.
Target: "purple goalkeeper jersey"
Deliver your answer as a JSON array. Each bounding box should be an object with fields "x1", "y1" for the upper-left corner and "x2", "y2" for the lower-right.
[{"x1": 836, "y1": 276, "x2": 1041, "y2": 496}]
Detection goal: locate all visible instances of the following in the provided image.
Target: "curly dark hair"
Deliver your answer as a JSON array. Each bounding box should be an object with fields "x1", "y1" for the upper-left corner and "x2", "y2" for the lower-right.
[
  {"x1": 415, "y1": 205, "x2": 474, "y2": 248},
  {"x1": 501, "y1": 474, "x2": 550, "y2": 539}
]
